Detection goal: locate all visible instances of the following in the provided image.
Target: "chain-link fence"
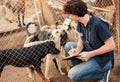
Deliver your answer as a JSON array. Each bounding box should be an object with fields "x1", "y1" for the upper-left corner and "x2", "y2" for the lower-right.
[
  {"x1": 88, "y1": 0, "x2": 118, "y2": 51},
  {"x1": 0, "y1": 0, "x2": 119, "y2": 82}
]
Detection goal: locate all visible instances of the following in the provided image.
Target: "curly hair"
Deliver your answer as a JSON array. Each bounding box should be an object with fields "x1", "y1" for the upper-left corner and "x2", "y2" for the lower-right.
[{"x1": 63, "y1": 0, "x2": 88, "y2": 17}]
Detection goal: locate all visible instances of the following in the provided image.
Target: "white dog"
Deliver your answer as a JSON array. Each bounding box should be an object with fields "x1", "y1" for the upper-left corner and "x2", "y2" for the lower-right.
[{"x1": 45, "y1": 29, "x2": 67, "y2": 81}]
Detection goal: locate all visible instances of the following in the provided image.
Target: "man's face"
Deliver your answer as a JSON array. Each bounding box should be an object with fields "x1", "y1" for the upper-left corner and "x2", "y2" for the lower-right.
[{"x1": 68, "y1": 14, "x2": 79, "y2": 22}]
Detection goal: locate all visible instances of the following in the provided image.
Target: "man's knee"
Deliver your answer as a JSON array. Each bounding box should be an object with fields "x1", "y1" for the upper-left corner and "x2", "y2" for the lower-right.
[
  {"x1": 64, "y1": 42, "x2": 72, "y2": 51},
  {"x1": 68, "y1": 68, "x2": 83, "y2": 80},
  {"x1": 64, "y1": 42, "x2": 77, "y2": 52},
  {"x1": 68, "y1": 69, "x2": 78, "y2": 80}
]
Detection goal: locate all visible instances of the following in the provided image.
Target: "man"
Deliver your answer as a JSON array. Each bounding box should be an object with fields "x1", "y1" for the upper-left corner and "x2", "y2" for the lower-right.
[{"x1": 63, "y1": 0, "x2": 115, "y2": 82}]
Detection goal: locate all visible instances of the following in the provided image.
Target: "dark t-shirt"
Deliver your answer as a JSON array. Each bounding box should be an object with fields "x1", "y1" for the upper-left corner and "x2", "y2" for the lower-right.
[{"x1": 77, "y1": 14, "x2": 114, "y2": 68}]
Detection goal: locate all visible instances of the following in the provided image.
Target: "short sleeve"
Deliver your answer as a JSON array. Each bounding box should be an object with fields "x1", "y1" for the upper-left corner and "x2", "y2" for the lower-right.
[{"x1": 96, "y1": 21, "x2": 112, "y2": 42}]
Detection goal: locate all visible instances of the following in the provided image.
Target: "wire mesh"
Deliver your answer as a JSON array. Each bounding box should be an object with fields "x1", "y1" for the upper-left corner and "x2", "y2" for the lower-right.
[{"x1": 0, "y1": 0, "x2": 119, "y2": 82}]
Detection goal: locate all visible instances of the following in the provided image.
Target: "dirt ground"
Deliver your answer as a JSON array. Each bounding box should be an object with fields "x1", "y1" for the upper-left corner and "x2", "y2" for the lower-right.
[{"x1": 0, "y1": 30, "x2": 120, "y2": 82}]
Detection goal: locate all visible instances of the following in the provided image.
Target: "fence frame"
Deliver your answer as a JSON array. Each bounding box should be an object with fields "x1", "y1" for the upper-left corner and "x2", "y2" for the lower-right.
[{"x1": 114, "y1": 0, "x2": 120, "y2": 53}]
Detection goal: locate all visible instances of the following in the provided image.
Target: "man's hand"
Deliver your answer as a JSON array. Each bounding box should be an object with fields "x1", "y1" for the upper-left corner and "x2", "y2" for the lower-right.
[
  {"x1": 68, "y1": 48, "x2": 79, "y2": 56},
  {"x1": 76, "y1": 52, "x2": 91, "y2": 61}
]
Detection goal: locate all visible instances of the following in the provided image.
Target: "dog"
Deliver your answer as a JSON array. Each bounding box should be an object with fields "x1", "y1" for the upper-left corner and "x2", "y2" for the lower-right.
[
  {"x1": 42, "y1": 19, "x2": 79, "y2": 80},
  {"x1": 25, "y1": 22, "x2": 52, "y2": 42},
  {"x1": 44, "y1": 29, "x2": 68, "y2": 80},
  {"x1": 60, "y1": 18, "x2": 79, "y2": 71},
  {"x1": 41, "y1": 19, "x2": 79, "y2": 75},
  {"x1": 24, "y1": 24, "x2": 68, "y2": 81},
  {"x1": 4, "y1": 0, "x2": 26, "y2": 27},
  {"x1": 0, "y1": 5, "x2": 17, "y2": 23},
  {"x1": 0, "y1": 40, "x2": 60, "y2": 82}
]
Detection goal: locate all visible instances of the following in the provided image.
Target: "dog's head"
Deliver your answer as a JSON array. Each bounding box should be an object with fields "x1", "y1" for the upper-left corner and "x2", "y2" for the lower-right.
[
  {"x1": 62, "y1": 18, "x2": 79, "y2": 42},
  {"x1": 62, "y1": 18, "x2": 78, "y2": 31},
  {"x1": 50, "y1": 29, "x2": 68, "y2": 48}
]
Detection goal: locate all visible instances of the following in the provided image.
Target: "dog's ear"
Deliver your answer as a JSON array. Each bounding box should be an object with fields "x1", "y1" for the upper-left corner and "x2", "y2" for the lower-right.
[{"x1": 60, "y1": 30, "x2": 68, "y2": 46}]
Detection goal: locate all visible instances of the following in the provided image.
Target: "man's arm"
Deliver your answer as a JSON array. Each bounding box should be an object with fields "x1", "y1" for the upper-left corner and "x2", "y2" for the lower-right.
[
  {"x1": 89, "y1": 36, "x2": 115, "y2": 57},
  {"x1": 77, "y1": 36, "x2": 115, "y2": 61},
  {"x1": 76, "y1": 36, "x2": 84, "y2": 54},
  {"x1": 68, "y1": 36, "x2": 83, "y2": 56}
]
